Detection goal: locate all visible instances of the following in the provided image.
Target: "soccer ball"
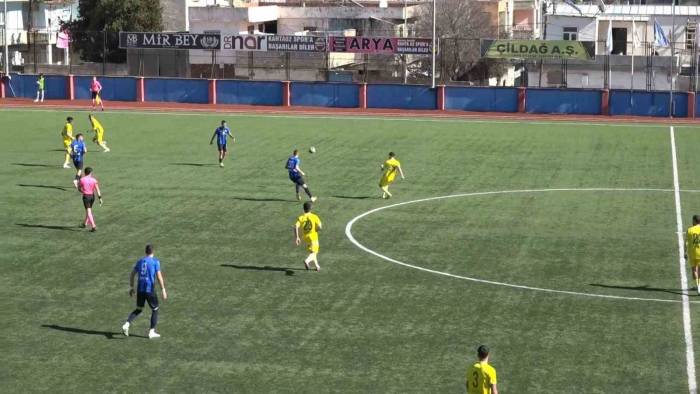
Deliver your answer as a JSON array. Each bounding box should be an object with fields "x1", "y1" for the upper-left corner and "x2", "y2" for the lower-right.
[{"x1": 309, "y1": 146, "x2": 316, "y2": 154}]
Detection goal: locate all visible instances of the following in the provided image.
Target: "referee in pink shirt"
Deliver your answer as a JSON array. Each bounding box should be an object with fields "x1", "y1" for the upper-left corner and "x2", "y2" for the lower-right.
[
  {"x1": 90, "y1": 76, "x2": 104, "y2": 111},
  {"x1": 78, "y1": 167, "x2": 103, "y2": 232}
]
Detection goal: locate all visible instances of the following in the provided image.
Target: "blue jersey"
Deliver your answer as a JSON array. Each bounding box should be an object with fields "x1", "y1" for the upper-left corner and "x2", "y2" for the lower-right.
[
  {"x1": 70, "y1": 140, "x2": 86, "y2": 161},
  {"x1": 133, "y1": 256, "x2": 160, "y2": 294},
  {"x1": 214, "y1": 126, "x2": 231, "y2": 146},
  {"x1": 286, "y1": 156, "x2": 300, "y2": 174}
]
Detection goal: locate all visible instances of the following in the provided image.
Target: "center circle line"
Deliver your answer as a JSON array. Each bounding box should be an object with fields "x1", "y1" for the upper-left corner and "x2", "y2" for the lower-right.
[{"x1": 344, "y1": 187, "x2": 700, "y2": 304}]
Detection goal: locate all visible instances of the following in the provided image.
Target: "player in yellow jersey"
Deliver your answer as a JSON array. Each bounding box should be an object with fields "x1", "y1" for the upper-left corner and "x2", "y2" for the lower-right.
[
  {"x1": 61, "y1": 117, "x2": 75, "y2": 168},
  {"x1": 294, "y1": 201, "x2": 322, "y2": 271},
  {"x1": 685, "y1": 215, "x2": 700, "y2": 295},
  {"x1": 466, "y1": 345, "x2": 498, "y2": 394},
  {"x1": 88, "y1": 114, "x2": 110, "y2": 152},
  {"x1": 379, "y1": 152, "x2": 405, "y2": 199}
]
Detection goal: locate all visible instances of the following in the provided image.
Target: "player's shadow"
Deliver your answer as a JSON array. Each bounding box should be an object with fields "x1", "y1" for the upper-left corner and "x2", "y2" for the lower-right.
[
  {"x1": 589, "y1": 283, "x2": 691, "y2": 296},
  {"x1": 41, "y1": 324, "x2": 145, "y2": 339},
  {"x1": 16, "y1": 223, "x2": 80, "y2": 232},
  {"x1": 331, "y1": 195, "x2": 373, "y2": 200},
  {"x1": 12, "y1": 163, "x2": 55, "y2": 168},
  {"x1": 17, "y1": 183, "x2": 69, "y2": 192},
  {"x1": 169, "y1": 162, "x2": 217, "y2": 167},
  {"x1": 230, "y1": 196, "x2": 294, "y2": 202},
  {"x1": 220, "y1": 264, "x2": 304, "y2": 276}
]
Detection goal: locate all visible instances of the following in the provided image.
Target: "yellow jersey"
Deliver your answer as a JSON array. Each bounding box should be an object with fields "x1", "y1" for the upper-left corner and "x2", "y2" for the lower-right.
[
  {"x1": 61, "y1": 122, "x2": 74, "y2": 144},
  {"x1": 380, "y1": 158, "x2": 401, "y2": 185},
  {"x1": 295, "y1": 212, "x2": 322, "y2": 243},
  {"x1": 687, "y1": 225, "x2": 700, "y2": 263},
  {"x1": 466, "y1": 361, "x2": 497, "y2": 394},
  {"x1": 91, "y1": 117, "x2": 104, "y2": 136}
]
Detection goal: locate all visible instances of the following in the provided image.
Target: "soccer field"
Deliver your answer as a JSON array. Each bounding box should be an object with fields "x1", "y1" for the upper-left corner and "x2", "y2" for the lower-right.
[{"x1": 2, "y1": 108, "x2": 700, "y2": 392}]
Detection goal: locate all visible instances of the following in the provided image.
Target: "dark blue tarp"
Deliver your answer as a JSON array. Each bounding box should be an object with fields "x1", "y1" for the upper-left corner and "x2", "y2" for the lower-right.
[
  {"x1": 445, "y1": 87, "x2": 518, "y2": 112},
  {"x1": 7, "y1": 73, "x2": 67, "y2": 99},
  {"x1": 291, "y1": 82, "x2": 358, "y2": 108},
  {"x1": 610, "y1": 90, "x2": 688, "y2": 117},
  {"x1": 216, "y1": 80, "x2": 283, "y2": 106},
  {"x1": 526, "y1": 88, "x2": 601, "y2": 115},
  {"x1": 367, "y1": 84, "x2": 436, "y2": 110},
  {"x1": 145, "y1": 78, "x2": 209, "y2": 104},
  {"x1": 74, "y1": 76, "x2": 137, "y2": 101}
]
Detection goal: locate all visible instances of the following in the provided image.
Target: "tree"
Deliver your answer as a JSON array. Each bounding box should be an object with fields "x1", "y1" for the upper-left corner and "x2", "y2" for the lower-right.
[
  {"x1": 65, "y1": 0, "x2": 163, "y2": 63},
  {"x1": 415, "y1": 0, "x2": 503, "y2": 84}
]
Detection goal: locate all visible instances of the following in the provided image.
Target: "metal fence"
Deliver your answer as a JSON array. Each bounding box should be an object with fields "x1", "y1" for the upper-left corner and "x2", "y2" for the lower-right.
[{"x1": 2, "y1": 29, "x2": 698, "y2": 90}]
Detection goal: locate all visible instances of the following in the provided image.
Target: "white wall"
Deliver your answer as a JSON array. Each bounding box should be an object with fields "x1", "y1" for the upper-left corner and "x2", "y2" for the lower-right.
[{"x1": 546, "y1": 15, "x2": 596, "y2": 41}]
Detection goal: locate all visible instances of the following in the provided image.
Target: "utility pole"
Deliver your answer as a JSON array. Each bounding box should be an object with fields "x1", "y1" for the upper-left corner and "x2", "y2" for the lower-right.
[
  {"x1": 431, "y1": 0, "x2": 436, "y2": 88},
  {"x1": 3, "y1": 0, "x2": 8, "y2": 75},
  {"x1": 669, "y1": 0, "x2": 676, "y2": 117},
  {"x1": 403, "y1": 0, "x2": 407, "y2": 84}
]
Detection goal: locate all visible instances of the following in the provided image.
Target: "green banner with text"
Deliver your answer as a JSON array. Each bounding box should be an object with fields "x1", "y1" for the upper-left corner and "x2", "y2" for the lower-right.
[{"x1": 481, "y1": 40, "x2": 595, "y2": 60}]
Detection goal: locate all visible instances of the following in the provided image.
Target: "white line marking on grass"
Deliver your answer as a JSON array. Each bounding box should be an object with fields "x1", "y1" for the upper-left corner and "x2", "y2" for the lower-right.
[
  {"x1": 670, "y1": 126, "x2": 697, "y2": 394},
  {"x1": 345, "y1": 188, "x2": 700, "y2": 304},
  {"x1": 0, "y1": 106, "x2": 683, "y2": 128}
]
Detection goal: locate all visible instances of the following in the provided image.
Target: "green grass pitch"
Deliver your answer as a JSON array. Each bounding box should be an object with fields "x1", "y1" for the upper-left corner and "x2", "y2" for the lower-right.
[{"x1": 2, "y1": 108, "x2": 700, "y2": 392}]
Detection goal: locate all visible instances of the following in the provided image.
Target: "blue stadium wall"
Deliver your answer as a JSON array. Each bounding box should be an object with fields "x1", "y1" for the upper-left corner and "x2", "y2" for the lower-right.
[
  {"x1": 445, "y1": 87, "x2": 518, "y2": 112},
  {"x1": 217, "y1": 80, "x2": 283, "y2": 106},
  {"x1": 525, "y1": 89, "x2": 602, "y2": 115},
  {"x1": 3, "y1": 73, "x2": 698, "y2": 118}
]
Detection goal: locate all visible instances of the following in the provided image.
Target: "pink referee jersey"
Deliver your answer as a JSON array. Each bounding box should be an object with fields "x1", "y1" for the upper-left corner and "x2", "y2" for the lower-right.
[
  {"x1": 79, "y1": 175, "x2": 98, "y2": 195},
  {"x1": 90, "y1": 80, "x2": 102, "y2": 93}
]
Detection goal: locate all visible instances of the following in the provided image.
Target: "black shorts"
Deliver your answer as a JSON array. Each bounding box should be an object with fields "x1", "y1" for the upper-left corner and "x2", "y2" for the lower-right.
[
  {"x1": 217, "y1": 143, "x2": 227, "y2": 152},
  {"x1": 289, "y1": 172, "x2": 305, "y2": 186},
  {"x1": 91, "y1": 91, "x2": 98, "y2": 99},
  {"x1": 82, "y1": 194, "x2": 95, "y2": 208},
  {"x1": 73, "y1": 159, "x2": 83, "y2": 170},
  {"x1": 136, "y1": 292, "x2": 159, "y2": 310}
]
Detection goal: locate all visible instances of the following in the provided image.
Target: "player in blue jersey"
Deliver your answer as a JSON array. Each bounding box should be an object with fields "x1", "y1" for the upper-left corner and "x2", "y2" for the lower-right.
[
  {"x1": 286, "y1": 149, "x2": 316, "y2": 202},
  {"x1": 122, "y1": 244, "x2": 168, "y2": 339},
  {"x1": 69, "y1": 133, "x2": 87, "y2": 188},
  {"x1": 209, "y1": 120, "x2": 234, "y2": 167}
]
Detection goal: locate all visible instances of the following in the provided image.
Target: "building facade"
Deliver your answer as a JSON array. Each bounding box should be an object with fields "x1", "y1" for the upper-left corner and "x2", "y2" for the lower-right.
[
  {"x1": 1, "y1": 0, "x2": 78, "y2": 71},
  {"x1": 539, "y1": 3, "x2": 700, "y2": 90},
  {"x1": 187, "y1": 0, "x2": 423, "y2": 81}
]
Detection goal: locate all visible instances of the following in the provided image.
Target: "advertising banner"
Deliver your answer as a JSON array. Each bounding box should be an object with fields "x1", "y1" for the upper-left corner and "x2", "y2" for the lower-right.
[
  {"x1": 119, "y1": 32, "x2": 221, "y2": 50},
  {"x1": 266, "y1": 35, "x2": 327, "y2": 52},
  {"x1": 329, "y1": 36, "x2": 432, "y2": 55},
  {"x1": 221, "y1": 34, "x2": 326, "y2": 52},
  {"x1": 222, "y1": 35, "x2": 268, "y2": 51},
  {"x1": 480, "y1": 39, "x2": 595, "y2": 60}
]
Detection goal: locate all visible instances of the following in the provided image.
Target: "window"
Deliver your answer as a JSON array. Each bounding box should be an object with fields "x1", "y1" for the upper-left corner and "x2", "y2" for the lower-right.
[
  {"x1": 563, "y1": 27, "x2": 578, "y2": 41},
  {"x1": 612, "y1": 27, "x2": 627, "y2": 55},
  {"x1": 687, "y1": 23, "x2": 696, "y2": 50}
]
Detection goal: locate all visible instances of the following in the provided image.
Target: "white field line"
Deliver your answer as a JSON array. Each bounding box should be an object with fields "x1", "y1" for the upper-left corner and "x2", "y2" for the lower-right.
[
  {"x1": 345, "y1": 188, "x2": 700, "y2": 304},
  {"x1": 670, "y1": 126, "x2": 697, "y2": 394},
  {"x1": 0, "y1": 106, "x2": 687, "y2": 128}
]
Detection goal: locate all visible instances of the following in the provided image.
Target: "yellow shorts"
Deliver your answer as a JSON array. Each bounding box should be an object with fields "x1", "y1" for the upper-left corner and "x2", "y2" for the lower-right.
[
  {"x1": 63, "y1": 140, "x2": 72, "y2": 152},
  {"x1": 379, "y1": 177, "x2": 395, "y2": 188},
  {"x1": 690, "y1": 259, "x2": 700, "y2": 268},
  {"x1": 93, "y1": 134, "x2": 104, "y2": 144},
  {"x1": 307, "y1": 240, "x2": 319, "y2": 254}
]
